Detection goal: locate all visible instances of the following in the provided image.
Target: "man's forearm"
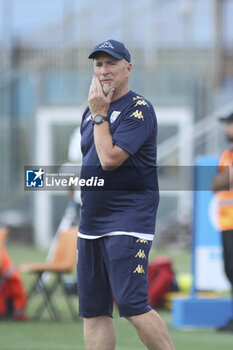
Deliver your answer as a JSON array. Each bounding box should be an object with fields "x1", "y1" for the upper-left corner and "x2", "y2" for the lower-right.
[
  {"x1": 94, "y1": 123, "x2": 116, "y2": 170},
  {"x1": 94, "y1": 123, "x2": 129, "y2": 171}
]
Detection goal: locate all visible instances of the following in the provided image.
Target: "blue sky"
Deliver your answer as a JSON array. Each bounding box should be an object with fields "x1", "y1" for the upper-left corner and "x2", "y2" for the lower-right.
[
  {"x1": 0, "y1": 0, "x2": 232, "y2": 49},
  {"x1": 0, "y1": 0, "x2": 72, "y2": 42}
]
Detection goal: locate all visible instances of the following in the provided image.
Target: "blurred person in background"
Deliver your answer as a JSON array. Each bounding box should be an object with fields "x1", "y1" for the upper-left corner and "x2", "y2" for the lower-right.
[
  {"x1": 212, "y1": 112, "x2": 233, "y2": 332},
  {"x1": 0, "y1": 227, "x2": 27, "y2": 321},
  {"x1": 77, "y1": 39, "x2": 175, "y2": 350}
]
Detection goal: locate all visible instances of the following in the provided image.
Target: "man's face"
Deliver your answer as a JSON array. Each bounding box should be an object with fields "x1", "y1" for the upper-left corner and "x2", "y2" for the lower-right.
[
  {"x1": 93, "y1": 53, "x2": 132, "y2": 95},
  {"x1": 224, "y1": 121, "x2": 233, "y2": 143}
]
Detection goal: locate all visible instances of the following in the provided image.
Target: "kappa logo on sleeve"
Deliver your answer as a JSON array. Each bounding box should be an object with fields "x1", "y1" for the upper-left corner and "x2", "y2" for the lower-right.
[
  {"x1": 134, "y1": 100, "x2": 149, "y2": 108},
  {"x1": 129, "y1": 110, "x2": 144, "y2": 121},
  {"x1": 85, "y1": 114, "x2": 92, "y2": 122},
  {"x1": 132, "y1": 95, "x2": 143, "y2": 101}
]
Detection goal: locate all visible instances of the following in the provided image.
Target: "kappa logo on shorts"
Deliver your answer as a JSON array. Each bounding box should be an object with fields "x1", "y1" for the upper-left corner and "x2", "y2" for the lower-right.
[
  {"x1": 136, "y1": 239, "x2": 148, "y2": 244},
  {"x1": 133, "y1": 264, "x2": 145, "y2": 274},
  {"x1": 135, "y1": 249, "x2": 147, "y2": 259}
]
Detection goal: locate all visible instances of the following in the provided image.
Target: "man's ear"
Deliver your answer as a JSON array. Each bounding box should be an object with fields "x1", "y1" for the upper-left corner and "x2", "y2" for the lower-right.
[{"x1": 126, "y1": 62, "x2": 132, "y2": 77}]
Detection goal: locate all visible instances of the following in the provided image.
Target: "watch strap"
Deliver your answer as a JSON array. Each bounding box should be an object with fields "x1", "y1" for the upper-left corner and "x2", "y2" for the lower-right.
[{"x1": 93, "y1": 115, "x2": 109, "y2": 125}]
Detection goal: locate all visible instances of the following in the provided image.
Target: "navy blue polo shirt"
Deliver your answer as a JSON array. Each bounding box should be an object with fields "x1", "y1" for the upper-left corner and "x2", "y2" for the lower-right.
[{"x1": 78, "y1": 90, "x2": 159, "y2": 240}]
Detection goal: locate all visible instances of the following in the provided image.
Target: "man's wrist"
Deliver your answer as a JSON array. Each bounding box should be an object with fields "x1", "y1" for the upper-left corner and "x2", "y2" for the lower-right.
[
  {"x1": 92, "y1": 113, "x2": 107, "y2": 118},
  {"x1": 93, "y1": 114, "x2": 109, "y2": 125}
]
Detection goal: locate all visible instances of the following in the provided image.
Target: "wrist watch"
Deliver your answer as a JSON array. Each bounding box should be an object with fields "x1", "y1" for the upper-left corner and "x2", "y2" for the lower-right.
[{"x1": 93, "y1": 115, "x2": 108, "y2": 125}]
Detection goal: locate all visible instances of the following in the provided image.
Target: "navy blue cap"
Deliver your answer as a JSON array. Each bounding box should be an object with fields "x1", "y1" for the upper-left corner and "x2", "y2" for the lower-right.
[
  {"x1": 219, "y1": 112, "x2": 233, "y2": 122},
  {"x1": 89, "y1": 39, "x2": 131, "y2": 62}
]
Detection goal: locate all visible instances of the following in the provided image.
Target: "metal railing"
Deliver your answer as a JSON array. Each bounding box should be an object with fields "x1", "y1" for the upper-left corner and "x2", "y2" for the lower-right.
[{"x1": 156, "y1": 100, "x2": 233, "y2": 236}]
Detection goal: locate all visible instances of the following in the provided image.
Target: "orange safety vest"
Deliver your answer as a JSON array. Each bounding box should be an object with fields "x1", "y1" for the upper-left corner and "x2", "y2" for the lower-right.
[
  {"x1": 0, "y1": 249, "x2": 27, "y2": 320},
  {"x1": 216, "y1": 149, "x2": 233, "y2": 231}
]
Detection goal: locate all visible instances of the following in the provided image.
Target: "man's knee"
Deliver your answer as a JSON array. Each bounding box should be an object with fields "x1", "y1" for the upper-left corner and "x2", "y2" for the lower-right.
[
  {"x1": 117, "y1": 295, "x2": 151, "y2": 317},
  {"x1": 126, "y1": 311, "x2": 154, "y2": 330},
  {"x1": 84, "y1": 315, "x2": 111, "y2": 322},
  {"x1": 84, "y1": 315, "x2": 113, "y2": 330},
  {"x1": 126, "y1": 314, "x2": 140, "y2": 327}
]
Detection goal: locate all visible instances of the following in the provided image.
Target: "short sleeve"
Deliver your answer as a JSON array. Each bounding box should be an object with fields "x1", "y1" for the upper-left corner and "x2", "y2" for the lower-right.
[
  {"x1": 112, "y1": 102, "x2": 156, "y2": 155},
  {"x1": 80, "y1": 106, "x2": 90, "y2": 135}
]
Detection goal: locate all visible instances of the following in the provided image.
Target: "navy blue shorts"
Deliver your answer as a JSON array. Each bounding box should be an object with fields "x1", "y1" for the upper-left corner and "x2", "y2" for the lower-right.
[{"x1": 77, "y1": 235, "x2": 152, "y2": 318}]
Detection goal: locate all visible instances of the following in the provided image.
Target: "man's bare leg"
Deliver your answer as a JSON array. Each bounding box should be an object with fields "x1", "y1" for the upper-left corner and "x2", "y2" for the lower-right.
[
  {"x1": 84, "y1": 315, "x2": 116, "y2": 350},
  {"x1": 127, "y1": 310, "x2": 175, "y2": 350}
]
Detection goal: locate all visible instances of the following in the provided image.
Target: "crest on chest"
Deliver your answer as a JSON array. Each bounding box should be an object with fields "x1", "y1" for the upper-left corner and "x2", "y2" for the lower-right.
[{"x1": 110, "y1": 111, "x2": 121, "y2": 123}]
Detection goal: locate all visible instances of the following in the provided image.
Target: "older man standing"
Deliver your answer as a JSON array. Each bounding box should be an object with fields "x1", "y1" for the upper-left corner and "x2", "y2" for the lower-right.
[{"x1": 77, "y1": 39, "x2": 175, "y2": 350}]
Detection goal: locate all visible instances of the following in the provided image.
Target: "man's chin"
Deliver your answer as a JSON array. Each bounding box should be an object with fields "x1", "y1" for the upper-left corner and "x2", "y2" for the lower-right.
[{"x1": 102, "y1": 83, "x2": 111, "y2": 96}]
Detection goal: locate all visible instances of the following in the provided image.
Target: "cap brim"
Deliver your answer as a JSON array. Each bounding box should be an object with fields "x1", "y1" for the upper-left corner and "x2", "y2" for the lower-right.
[{"x1": 88, "y1": 49, "x2": 123, "y2": 60}]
